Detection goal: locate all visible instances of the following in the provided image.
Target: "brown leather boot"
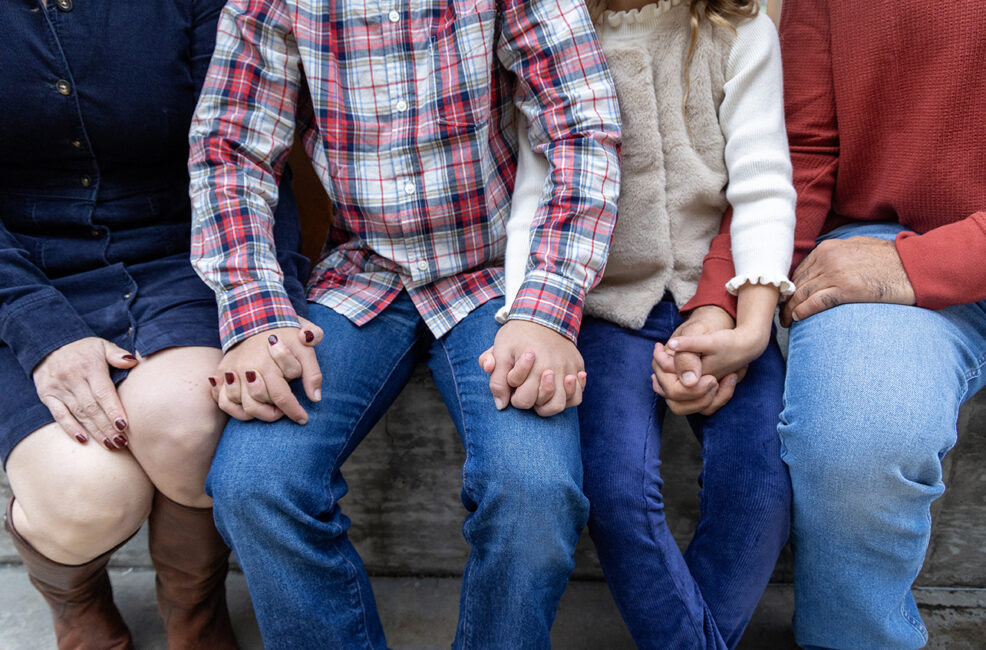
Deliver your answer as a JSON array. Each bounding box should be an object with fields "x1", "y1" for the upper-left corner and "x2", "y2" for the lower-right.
[
  {"x1": 147, "y1": 491, "x2": 238, "y2": 649},
  {"x1": 4, "y1": 498, "x2": 134, "y2": 650}
]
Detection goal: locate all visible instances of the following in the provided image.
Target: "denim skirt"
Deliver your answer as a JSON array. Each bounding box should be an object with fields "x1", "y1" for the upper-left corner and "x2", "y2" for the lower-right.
[{"x1": 0, "y1": 183, "x2": 221, "y2": 467}]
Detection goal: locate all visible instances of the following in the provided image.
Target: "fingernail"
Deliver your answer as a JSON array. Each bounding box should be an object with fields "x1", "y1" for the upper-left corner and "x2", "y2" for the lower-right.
[
  {"x1": 113, "y1": 435, "x2": 128, "y2": 447},
  {"x1": 304, "y1": 330, "x2": 315, "y2": 343},
  {"x1": 114, "y1": 418, "x2": 127, "y2": 431},
  {"x1": 208, "y1": 376, "x2": 217, "y2": 387},
  {"x1": 682, "y1": 371, "x2": 696, "y2": 384},
  {"x1": 708, "y1": 383, "x2": 718, "y2": 393},
  {"x1": 225, "y1": 372, "x2": 235, "y2": 385},
  {"x1": 730, "y1": 376, "x2": 738, "y2": 386},
  {"x1": 494, "y1": 398, "x2": 505, "y2": 410},
  {"x1": 122, "y1": 354, "x2": 137, "y2": 361},
  {"x1": 314, "y1": 389, "x2": 322, "y2": 401},
  {"x1": 245, "y1": 370, "x2": 257, "y2": 383},
  {"x1": 74, "y1": 433, "x2": 87, "y2": 444},
  {"x1": 268, "y1": 335, "x2": 278, "y2": 345},
  {"x1": 668, "y1": 339, "x2": 679, "y2": 350},
  {"x1": 103, "y1": 438, "x2": 115, "y2": 450},
  {"x1": 792, "y1": 313, "x2": 801, "y2": 322},
  {"x1": 523, "y1": 351, "x2": 535, "y2": 360}
]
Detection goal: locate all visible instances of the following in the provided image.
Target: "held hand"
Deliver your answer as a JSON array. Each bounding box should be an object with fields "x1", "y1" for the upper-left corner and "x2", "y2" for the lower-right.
[
  {"x1": 780, "y1": 236, "x2": 916, "y2": 326},
  {"x1": 209, "y1": 326, "x2": 322, "y2": 424},
  {"x1": 666, "y1": 325, "x2": 769, "y2": 380},
  {"x1": 482, "y1": 320, "x2": 586, "y2": 417},
  {"x1": 32, "y1": 337, "x2": 139, "y2": 449}
]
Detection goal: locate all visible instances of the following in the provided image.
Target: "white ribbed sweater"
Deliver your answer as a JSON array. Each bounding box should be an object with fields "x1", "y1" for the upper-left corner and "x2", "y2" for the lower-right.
[{"x1": 499, "y1": 3, "x2": 795, "y2": 329}]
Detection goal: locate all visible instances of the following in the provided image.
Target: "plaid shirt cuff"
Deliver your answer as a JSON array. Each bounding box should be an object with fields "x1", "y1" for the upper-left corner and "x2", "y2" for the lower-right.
[
  {"x1": 217, "y1": 280, "x2": 301, "y2": 351},
  {"x1": 505, "y1": 270, "x2": 586, "y2": 343}
]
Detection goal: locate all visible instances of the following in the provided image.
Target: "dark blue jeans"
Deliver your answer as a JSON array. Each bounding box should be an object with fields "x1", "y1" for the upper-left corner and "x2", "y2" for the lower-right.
[
  {"x1": 206, "y1": 295, "x2": 588, "y2": 649},
  {"x1": 578, "y1": 298, "x2": 791, "y2": 649}
]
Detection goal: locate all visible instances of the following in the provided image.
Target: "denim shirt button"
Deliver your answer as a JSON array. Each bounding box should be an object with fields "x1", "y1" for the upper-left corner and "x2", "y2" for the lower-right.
[
  {"x1": 90, "y1": 228, "x2": 101, "y2": 238},
  {"x1": 55, "y1": 79, "x2": 72, "y2": 96},
  {"x1": 56, "y1": 0, "x2": 73, "y2": 11},
  {"x1": 71, "y1": 139, "x2": 84, "y2": 150},
  {"x1": 80, "y1": 175, "x2": 92, "y2": 187}
]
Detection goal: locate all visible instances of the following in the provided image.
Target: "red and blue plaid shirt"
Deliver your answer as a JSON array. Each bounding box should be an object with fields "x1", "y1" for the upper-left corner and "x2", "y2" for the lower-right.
[{"x1": 190, "y1": 0, "x2": 621, "y2": 349}]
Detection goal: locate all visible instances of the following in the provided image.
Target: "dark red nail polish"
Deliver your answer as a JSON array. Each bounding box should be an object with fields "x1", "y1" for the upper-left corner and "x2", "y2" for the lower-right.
[
  {"x1": 304, "y1": 330, "x2": 315, "y2": 343},
  {"x1": 225, "y1": 372, "x2": 235, "y2": 385},
  {"x1": 208, "y1": 376, "x2": 217, "y2": 387},
  {"x1": 74, "y1": 433, "x2": 87, "y2": 444},
  {"x1": 114, "y1": 418, "x2": 127, "y2": 431},
  {"x1": 103, "y1": 439, "x2": 115, "y2": 450},
  {"x1": 113, "y1": 435, "x2": 128, "y2": 447},
  {"x1": 245, "y1": 370, "x2": 257, "y2": 383},
  {"x1": 122, "y1": 354, "x2": 137, "y2": 361},
  {"x1": 268, "y1": 335, "x2": 278, "y2": 345}
]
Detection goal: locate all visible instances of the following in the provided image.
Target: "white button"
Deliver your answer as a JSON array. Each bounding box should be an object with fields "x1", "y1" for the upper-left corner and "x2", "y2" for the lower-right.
[
  {"x1": 452, "y1": 305, "x2": 468, "y2": 319},
  {"x1": 395, "y1": 99, "x2": 408, "y2": 112},
  {"x1": 404, "y1": 182, "x2": 416, "y2": 195},
  {"x1": 417, "y1": 261, "x2": 429, "y2": 272},
  {"x1": 388, "y1": 9, "x2": 400, "y2": 22}
]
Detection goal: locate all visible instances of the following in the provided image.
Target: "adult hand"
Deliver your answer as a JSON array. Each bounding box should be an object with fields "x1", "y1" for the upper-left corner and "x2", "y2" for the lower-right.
[
  {"x1": 32, "y1": 337, "x2": 139, "y2": 449},
  {"x1": 650, "y1": 306, "x2": 744, "y2": 415},
  {"x1": 781, "y1": 236, "x2": 916, "y2": 326},
  {"x1": 483, "y1": 320, "x2": 586, "y2": 417},
  {"x1": 210, "y1": 324, "x2": 322, "y2": 424}
]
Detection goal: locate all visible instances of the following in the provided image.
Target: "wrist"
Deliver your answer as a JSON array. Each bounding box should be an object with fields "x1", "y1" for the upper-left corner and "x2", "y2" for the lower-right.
[{"x1": 733, "y1": 323, "x2": 770, "y2": 358}]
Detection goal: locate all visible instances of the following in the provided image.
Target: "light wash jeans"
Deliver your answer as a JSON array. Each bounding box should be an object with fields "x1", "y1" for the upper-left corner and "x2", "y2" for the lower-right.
[
  {"x1": 779, "y1": 221, "x2": 986, "y2": 649},
  {"x1": 206, "y1": 295, "x2": 588, "y2": 649}
]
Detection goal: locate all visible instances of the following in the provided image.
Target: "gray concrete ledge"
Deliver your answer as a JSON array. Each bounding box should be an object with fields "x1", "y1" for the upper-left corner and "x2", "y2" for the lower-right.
[{"x1": 2, "y1": 567, "x2": 985, "y2": 649}]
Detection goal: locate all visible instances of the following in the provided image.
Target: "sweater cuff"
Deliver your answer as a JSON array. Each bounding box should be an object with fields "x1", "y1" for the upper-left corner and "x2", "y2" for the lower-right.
[
  {"x1": 0, "y1": 291, "x2": 96, "y2": 375},
  {"x1": 895, "y1": 213, "x2": 986, "y2": 310},
  {"x1": 681, "y1": 256, "x2": 738, "y2": 319}
]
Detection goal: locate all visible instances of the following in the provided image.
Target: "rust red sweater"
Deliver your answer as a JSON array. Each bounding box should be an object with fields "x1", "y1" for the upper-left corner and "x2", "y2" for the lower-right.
[{"x1": 684, "y1": 0, "x2": 986, "y2": 316}]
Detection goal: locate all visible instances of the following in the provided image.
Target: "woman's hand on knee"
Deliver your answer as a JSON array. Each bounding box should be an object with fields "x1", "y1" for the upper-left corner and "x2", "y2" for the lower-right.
[
  {"x1": 32, "y1": 337, "x2": 139, "y2": 449},
  {"x1": 209, "y1": 326, "x2": 323, "y2": 425}
]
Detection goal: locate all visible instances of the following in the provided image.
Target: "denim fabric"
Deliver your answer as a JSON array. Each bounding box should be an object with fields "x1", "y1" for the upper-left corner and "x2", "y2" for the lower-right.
[
  {"x1": 577, "y1": 298, "x2": 791, "y2": 649},
  {"x1": 0, "y1": 1, "x2": 308, "y2": 464},
  {"x1": 780, "y1": 221, "x2": 986, "y2": 649},
  {"x1": 207, "y1": 295, "x2": 588, "y2": 649}
]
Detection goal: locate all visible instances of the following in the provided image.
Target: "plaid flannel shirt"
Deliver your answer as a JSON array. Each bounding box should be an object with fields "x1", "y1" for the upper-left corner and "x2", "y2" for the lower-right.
[{"x1": 189, "y1": 0, "x2": 621, "y2": 350}]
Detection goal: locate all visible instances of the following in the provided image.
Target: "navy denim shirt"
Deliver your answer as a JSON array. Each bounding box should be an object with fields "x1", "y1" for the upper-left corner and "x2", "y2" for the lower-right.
[{"x1": 0, "y1": 0, "x2": 308, "y2": 376}]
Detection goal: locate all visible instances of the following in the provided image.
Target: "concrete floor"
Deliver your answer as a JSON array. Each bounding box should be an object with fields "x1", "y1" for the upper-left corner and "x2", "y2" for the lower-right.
[{"x1": 2, "y1": 566, "x2": 985, "y2": 649}]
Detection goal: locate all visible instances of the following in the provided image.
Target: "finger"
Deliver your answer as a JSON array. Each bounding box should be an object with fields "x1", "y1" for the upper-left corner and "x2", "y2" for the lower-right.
[
  {"x1": 536, "y1": 379, "x2": 569, "y2": 417},
  {"x1": 207, "y1": 376, "x2": 220, "y2": 403},
  {"x1": 40, "y1": 396, "x2": 90, "y2": 445},
  {"x1": 241, "y1": 374, "x2": 286, "y2": 422},
  {"x1": 264, "y1": 374, "x2": 310, "y2": 425},
  {"x1": 535, "y1": 370, "x2": 556, "y2": 407},
  {"x1": 666, "y1": 334, "x2": 720, "y2": 357},
  {"x1": 218, "y1": 390, "x2": 252, "y2": 421},
  {"x1": 296, "y1": 319, "x2": 324, "y2": 347},
  {"x1": 478, "y1": 348, "x2": 496, "y2": 374},
  {"x1": 268, "y1": 336, "x2": 304, "y2": 380},
  {"x1": 666, "y1": 382, "x2": 719, "y2": 416},
  {"x1": 296, "y1": 345, "x2": 323, "y2": 403},
  {"x1": 510, "y1": 369, "x2": 542, "y2": 410},
  {"x1": 672, "y1": 350, "x2": 703, "y2": 388},
  {"x1": 102, "y1": 341, "x2": 139, "y2": 371},
  {"x1": 780, "y1": 299, "x2": 795, "y2": 328},
  {"x1": 489, "y1": 350, "x2": 513, "y2": 410},
  {"x1": 562, "y1": 374, "x2": 578, "y2": 403},
  {"x1": 577, "y1": 371, "x2": 587, "y2": 389},
  {"x1": 86, "y1": 373, "x2": 129, "y2": 445},
  {"x1": 657, "y1": 371, "x2": 718, "y2": 403},
  {"x1": 791, "y1": 287, "x2": 844, "y2": 322},
  {"x1": 222, "y1": 371, "x2": 242, "y2": 405},
  {"x1": 652, "y1": 373, "x2": 664, "y2": 396},
  {"x1": 65, "y1": 387, "x2": 123, "y2": 449},
  {"x1": 701, "y1": 373, "x2": 739, "y2": 415},
  {"x1": 652, "y1": 343, "x2": 678, "y2": 374},
  {"x1": 506, "y1": 351, "x2": 536, "y2": 388}
]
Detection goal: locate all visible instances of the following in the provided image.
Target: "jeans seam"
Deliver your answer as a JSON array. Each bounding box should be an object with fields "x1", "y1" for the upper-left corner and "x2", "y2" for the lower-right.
[
  {"x1": 326, "y1": 333, "x2": 422, "y2": 650},
  {"x1": 436, "y1": 337, "x2": 476, "y2": 648},
  {"x1": 900, "y1": 600, "x2": 928, "y2": 641}
]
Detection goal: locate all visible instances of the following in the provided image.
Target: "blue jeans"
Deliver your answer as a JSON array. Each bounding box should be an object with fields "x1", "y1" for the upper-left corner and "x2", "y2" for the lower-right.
[
  {"x1": 780, "y1": 222, "x2": 986, "y2": 649},
  {"x1": 206, "y1": 295, "x2": 588, "y2": 649},
  {"x1": 578, "y1": 298, "x2": 791, "y2": 649}
]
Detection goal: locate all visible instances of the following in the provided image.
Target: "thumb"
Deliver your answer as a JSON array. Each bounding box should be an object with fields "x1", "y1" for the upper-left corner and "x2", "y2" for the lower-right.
[
  {"x1": 104, "y1": 341, "x2": 139, "y2": 369},
  {"x1": 297, "y1": 318, "x2": 324, "y2": 347},
  {"x1": 478, "y1": 347, "x2": 496, "y2": 374},
  {"x1": 667, "y1": 334, "x2": 719, "y2": 357},
  {"x1": 673, "y1": 351, "x2": 703, "y2": 387}
]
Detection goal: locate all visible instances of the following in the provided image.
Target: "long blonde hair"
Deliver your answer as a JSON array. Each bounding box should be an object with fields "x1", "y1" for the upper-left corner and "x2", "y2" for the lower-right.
[{"x1": 683, "y1": 0, "x2": 759, "y2": 109}]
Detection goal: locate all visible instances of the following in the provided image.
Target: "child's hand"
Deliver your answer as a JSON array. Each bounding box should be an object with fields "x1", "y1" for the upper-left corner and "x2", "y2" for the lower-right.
[
  {"x1": 478, "y1": 320, "x2": 588, "y2": 417},
  {"x1": 652, "y1": 342, "x2": 745, "y2": 416},
  {"x1": 477, "y1": 348, "x2": 587, "y2": 415},
  {"x1": 208, "y1": 322, "x2": 323, "y2": 424},
  {"x1": 666, "y1": 325, "x2": 769, "y2": 380}
]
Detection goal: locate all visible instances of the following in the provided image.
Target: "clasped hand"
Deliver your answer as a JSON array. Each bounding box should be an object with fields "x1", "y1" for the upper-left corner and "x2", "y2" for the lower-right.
[{"x1": 208, "y1": 318, "x2": 324, "y2": 424}]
